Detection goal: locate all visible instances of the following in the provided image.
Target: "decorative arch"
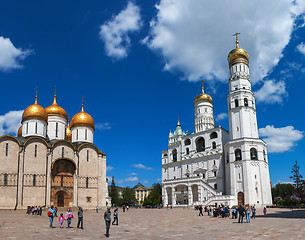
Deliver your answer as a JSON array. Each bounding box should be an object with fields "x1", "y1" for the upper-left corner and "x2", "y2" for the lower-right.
[
  {"x1": 210, "y1": 132, "x2": 218, "y2": 139},
  {"x1": 51, "y1": 157, "x2": 77, "y2": 170},
  {"x1": 52, "y1": 140, "x2": 76, "y2": 151},
  {"x1": 77, "y1": 142, "x2": 101, "y2": 155},
  {"x1": 195, "y1": 137, "x2": 205, "y2": 152},
  {"x1": 184, "y1": 139, "x2": 191, "y2": 146},
  {"x1": 0, "y1": 135, "x2": 21, "y2": 146},
  {"x1": 24, "y1": 136, "x2": 49, "y2": 148}
]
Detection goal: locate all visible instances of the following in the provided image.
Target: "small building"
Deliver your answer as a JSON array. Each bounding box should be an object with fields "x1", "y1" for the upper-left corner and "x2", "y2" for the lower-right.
[{"x1": 134, "y1": 183, "x2": 151, "y2": 205}]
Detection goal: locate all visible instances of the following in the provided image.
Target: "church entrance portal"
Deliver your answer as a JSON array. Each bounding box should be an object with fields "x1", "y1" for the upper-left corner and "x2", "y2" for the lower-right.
[
  {"x1": 51, "y1": 159, "x2": 76, "y2": 207},
  {"x1": 238, "y1": 192, "x2": 245, "y2": 205}
]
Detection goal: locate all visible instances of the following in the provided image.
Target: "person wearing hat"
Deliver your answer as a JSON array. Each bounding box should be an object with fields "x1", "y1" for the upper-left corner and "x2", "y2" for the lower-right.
[{"x1": 104, "y1": 206, "x2": 111, "y2": 238}]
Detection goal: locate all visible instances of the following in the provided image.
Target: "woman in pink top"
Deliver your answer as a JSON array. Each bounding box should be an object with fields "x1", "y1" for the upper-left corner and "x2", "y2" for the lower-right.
[{"x1": 66, "y1": 208, "x2": 74, "y2": 228}]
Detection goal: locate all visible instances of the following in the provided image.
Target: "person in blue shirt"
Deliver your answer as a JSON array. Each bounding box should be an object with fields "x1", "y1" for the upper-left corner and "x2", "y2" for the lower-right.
[{"x1": 47, "y1": 205, "x2": 55, "y2": 228}]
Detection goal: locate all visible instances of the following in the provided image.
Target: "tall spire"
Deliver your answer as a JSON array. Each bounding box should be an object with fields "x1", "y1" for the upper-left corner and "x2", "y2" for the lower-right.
[
  {"x1": 201, "y1": 80, "x2": 205, "y2": 93},
  {"x1": 177, "y1": 116, "x2": 180, "y2": 126},
  {"x1": 35, "y1": 87, "x2": 38, "y2": 104},
  {"x1": 233, "y1": 32, "x2": 240, "y2": 48}
]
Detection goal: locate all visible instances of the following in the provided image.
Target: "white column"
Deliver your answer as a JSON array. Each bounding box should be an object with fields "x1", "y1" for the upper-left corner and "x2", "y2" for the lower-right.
[
  {"x1": 188, "y1": 185, "x2": 193, "y2": 206},
  {"x1": 97, "y1": 155, "x2": 107, "y2": 208},
  {"x1": 172, "y1": 187, "x2": 176, "y2": 206},
  {"x1": 46, "y1": 154, "x2": 52, "y2": 207}
]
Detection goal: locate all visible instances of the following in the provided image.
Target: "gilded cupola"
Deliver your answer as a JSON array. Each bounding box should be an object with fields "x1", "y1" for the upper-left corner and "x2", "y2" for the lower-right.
[
  {"x1": 194, "y1": 81, "x2": 213, "y2": 105},
  {"x1": 17, "y1": 125, "x2": 22, "y2": 137},
  {"x1": 66, "y1": 120, "x2": 71, "y2": 140},
  {"x1": 45, "y1": 95, "x2": 68, "y2": 119},
  {"x1": 70, "y1": 102, "x2": 95, "y2": 130},
  {"x1": 227, "y1": 32, "x2": 249, "y2": 68},
  {"x1": 22, "y1": 92, "x2": 48, "y2": 123}
]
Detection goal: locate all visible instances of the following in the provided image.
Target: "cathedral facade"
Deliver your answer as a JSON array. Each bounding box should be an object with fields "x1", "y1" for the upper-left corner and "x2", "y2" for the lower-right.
[
  {"x1": 0, "y1": 94, "x2": 108, "y2": 209},
  {"x1": 162, "y1": 38, "x2": 273, "y2": 207}
]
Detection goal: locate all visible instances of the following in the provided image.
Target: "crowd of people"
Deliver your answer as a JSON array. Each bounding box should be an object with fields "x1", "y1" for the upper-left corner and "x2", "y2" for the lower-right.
[
  {"x1": 194, "y1": 204, "x2": 263, "y2": 223},
  {"x1": 26, "y1": 206, "x2": 43, "y2": 215}
]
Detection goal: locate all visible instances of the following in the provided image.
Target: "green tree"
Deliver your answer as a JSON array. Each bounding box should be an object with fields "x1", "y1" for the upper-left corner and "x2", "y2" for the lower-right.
[
  {"x1": 121, "y1": 187, "x2": 137, "y2": 205},
  {"x1": 271, "y1": 183, "x2": 294, "y2": 202},
  {"x1": 109, "y1": 176, "x2": 121, "y2": 206},
  {"x1": 290, "y1": 160, "x2": 305, "y2": 197},
  {"x1": 143, "y1": 183, "x2": 162, "y2": 206}
]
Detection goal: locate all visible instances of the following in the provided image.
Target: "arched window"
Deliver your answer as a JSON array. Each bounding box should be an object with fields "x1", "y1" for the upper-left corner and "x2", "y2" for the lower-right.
[
  {"x1": 186, "y1": 148, "x2": 189, "y2": 155},
  {"x1": 62, "y1": 147, "x2": 64, "y2": 158},
  {"x1": 244, "y1": 98, "x2": 248, "y2": 107},
  {"x1": 212, "y1": 141, "x2": 216, "y2": 149},
  {"x1": 164, "y1": 153, "x2": 168, "y2": 157},
  {"x1": 34, "y1": 145, "x2": 37, "y2": 158},
  {"x1": 172, "y1": 149, "x2": 177, "y2": 162},
  {"x1": 235, "y1": 99, "x2": 239, "y2": 108},
  {"x1": 86, "y1": 177, "x2": 89, "y2": 188},
  {"x1": 33, "y1": 174, "x2": 36, "y2": 186},
  {"x1": 184, "y1": 139, "x2": 191, "y2": 146},
  {"x1": 214, "y1": 183, "x2": 217, "y2": 189},
  {"x1": 235, "y1": 149, "x2": 242, "y2": 161},
  {"x1": 214, "y1": 171, "x2": 217, "y2": 177},
  {"x1": 4, "y1": 173, "x2": 8, "y2": 186},
  {"x1": 250, "y1": 148, "x2": 258, "y2": 160},
  {"x1": 5, "y1": 143, "x2": 8, "y2": 156},
  {"x1": 87, "y1": 150, "x2": 89, "y2": 162},
  {"x1": 210, "y1": 132, "x2": 218, "y2": 139},
  {"x1": 196, "y1": 137, "x2": 205, "y2": 152}
]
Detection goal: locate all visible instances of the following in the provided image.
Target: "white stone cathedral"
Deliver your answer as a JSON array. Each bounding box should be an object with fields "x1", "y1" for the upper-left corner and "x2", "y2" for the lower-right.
[
  {"x1": 0, "y1": 93, "x2": 109, "y2": 209},
  {"x1": 162, "y1": 37, "x2": 273, "y2": 207}
]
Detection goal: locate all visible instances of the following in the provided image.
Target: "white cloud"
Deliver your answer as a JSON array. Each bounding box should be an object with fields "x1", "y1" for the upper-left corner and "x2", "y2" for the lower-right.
[
  {"x1": 0, "y1": 37, "x2": 32, "y2": 72},
  {"x1": 259, "y1": 125, "x2": 304, "y2": 153},
  {"x1": 129, "y1": 172, "x2": 138, "y2": 176},
  {"x1": 133, "y1": 163, "x2": 153, "y2": 170},
  {"x1": 106, "y1": 166, "x2": 114, "y2": 171},
  {"x1": 125, "y1": 176, "x2": 139, "y2": 182},
  {"x1": 216, "y1": 113, "x2": 227, "y2": 122},
  {"x1": 96, "y1": 122, "x2": 112, "y2": 130},
  {"x1": 0, "y1": 110, "x2": 23, "y2": 136},
  {"x1": 143, "y1": 180, "x2": 149, "y2": 184},
  {"x1": 99, "y1": 1, "x2": 142, "y2": 59},
  {"x1": 296, "y1": 42, "x2": 305, "y2": 55},
  {"x1": 145, "y1": 0, "x2": 305, "y2": 83},
  {"x1": 255, "y1": 80, "x2": 287, "y2": 104},
  {"x1": 156, "y1": 178, "x2": 162, "y2": 182}
]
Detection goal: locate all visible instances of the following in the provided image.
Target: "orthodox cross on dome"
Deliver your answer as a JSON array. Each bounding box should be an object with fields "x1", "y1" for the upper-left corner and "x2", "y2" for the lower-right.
[
  {"x1": 81, "y1": 96, "x2": 84, "y2": 111},
  {"x1": 35, "y1": 87, "x2": 38, "y2": 104},
  {"x1": 177, "y1": 116, "x2": 180, "y2": 126},
  {"x1": 201, "y1": 79, "x2": 205, "y2": 93},
  {"x1": 54, "y1": 85, "x2": 57, "y2": 96},
  {"x1": 233, "y1": 32, "x2": 240, "y2": 48}
]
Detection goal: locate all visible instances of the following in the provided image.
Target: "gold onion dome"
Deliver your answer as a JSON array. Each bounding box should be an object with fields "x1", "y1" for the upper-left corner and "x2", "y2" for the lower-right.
[
  {"x1": 194, "y1": 82, "x2": 213, "y2": 105},
  {"x1": 17, "y1": 125, "x2": 22, "y2": 137},
  {"x1": 228, "y1": 33, "x2": 249, "y2": 68},
  {"x1": 66, "y1": 121, "x2": 71, "y2": 140},
  {"x1": 45, "y1": 95, "x2": 68, "y2": 119},
  {"x1": 22, "y1": 94, "x2": 48, "y2": 123},
  {"x1": 70, "y1": 104, "x2": 95, "y2": 130}
]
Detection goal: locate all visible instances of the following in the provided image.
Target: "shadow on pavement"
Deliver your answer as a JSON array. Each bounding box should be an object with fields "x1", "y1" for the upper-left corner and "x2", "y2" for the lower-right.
[{"x1": 256, "y1": 209, "x2": 305, "y2": 219}]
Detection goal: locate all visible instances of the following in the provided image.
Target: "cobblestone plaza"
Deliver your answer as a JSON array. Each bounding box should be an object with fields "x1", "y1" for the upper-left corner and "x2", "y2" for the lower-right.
[{"x1": 0, "y1": 208, "x2": 304, "y2": 239}]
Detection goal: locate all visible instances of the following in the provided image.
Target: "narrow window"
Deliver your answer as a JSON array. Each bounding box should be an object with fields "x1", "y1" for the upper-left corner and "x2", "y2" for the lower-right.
[
  {"x1": 196, "y1": 137, "x2": 205, "y2": 152},
  {"x1": 85, "y1": 129, "x2": 87, "y2": 140},
  {"x1": 214, "y1": 160, "x2": 216, "y2": 165},
  {"x1": 214, "y1": 171, "x2": 217, "y2": 177},
  {"x1": 26, "y1": 123, "x2": 29, "y2": 134},
  {"x1": 61, "y1": 175, "x2": 64, "y2": 187},
  {"x1": 34, "y1": 145, "x2": 37, "y2": 158},
  {"x1": 244, "y1": 98, "x2": 248, "y2": 107},
  {"x1": 235, "y1": 149, "x2": 242, "y2": 161},
  {"x1": 56, "y1": 123, "x2": 58, "y2": 137},
  {"x1": 76, "y1": 129, "x2": 78, "y2": 140},
  {"x1": 186, "y1": 148, "x2": 189, "y2": 154},
  {"x1": 212, "y1": 141, "x2": 216, "y2": 149},
  {"x1": 239, "y1": 173, "x2": 241, "y2": 179},
  {"x1": 86, "y1": 197, "x2": 91, "y2": 202},
  {"x1": 86, "y1": 177, "x2": 89, "y2": 188},
  {"x1": 203, "y1": 173, "x2": 205, "y2": 179},
  {"x1": 172, "y1": 149, "x2": 177, "y2": 162},
  {"x1": 35, "y1": 122, "x2": 37, "y2": 134},
  {"x1": 255, "y1": 175, "x2": 257, "y2": 179},
  {"x1": 6, "y1": 143, "x2": 8, "y2": 157},
  {"x1": 263, "y1": 150, "x2": 266, "y2": 161},
  {"x1": 235, "y1": 99, "x2": 239, "y2": 108},
  {"x1": 62, "y1": 147, "x2": 64, "y2": 158},
  {"x1": 174, "y1": 167, "x2": 175, "y2": 171},
  {"x1": 214, "y1": 183, "x2": 217, "y2": 189},
  {"x1": 174, "y1": 176, "x2": 176, "y2": 179},
  {"x1": 4, "y1": 173, "x2": 8, "y2": 186},
  {"x1": 87, "y1": 150, "x2": 89, "y2": 162},
  {"x1": 187, "y1": 165, "x2": 189, "y2": 169},
  {"x1": 33, "y1": 174, "x2": 36, "y2": 186}
]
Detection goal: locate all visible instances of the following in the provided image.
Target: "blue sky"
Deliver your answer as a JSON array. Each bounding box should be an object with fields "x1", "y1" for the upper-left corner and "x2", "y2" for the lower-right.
[{"x1": 0, "y1": 0, "x2": 305, "y2": 187}]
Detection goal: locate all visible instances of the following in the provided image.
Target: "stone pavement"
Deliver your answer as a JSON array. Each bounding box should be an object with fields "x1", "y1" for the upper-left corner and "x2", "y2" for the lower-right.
[{"x1": 0, "y1": 208, "x2": 305, "y2": 239}]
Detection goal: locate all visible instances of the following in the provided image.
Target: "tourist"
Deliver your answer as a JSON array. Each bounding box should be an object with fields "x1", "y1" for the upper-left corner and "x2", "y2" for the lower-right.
[
  {"x1": 126, "y1": 205, "x2": 129, "y2": 211},
  {"x1": 104, "y1": 206, "x2": 111, "y2": 238},
  {"x1": 96, "y1": 206, "x2": 99, "y2": 213},
  {"x1": 123, "y1": 205, "x2": 125, "y2": 212},
  {"x1": 245, "y1": 206, "x2": 251, "y2": 223},
  {"x1": 251, "y1": 205, "x2": 256, "y2": 219},
  {"x1": 47, "y1": 205, "x2": 55, "y2": 228},
  {"x1": 112, "y1": 208, "x2": 118, "y2": 225},
  {"x1": 198, "y1": 205, "x2": 203, "y2": 216},
  {"x1": 232, "y1": 207, "x2": 236, "y2": 219},
  {"x1": 54, "y1": 207, "x2": 58, "y2": 217},
  {"x1": 238, "y1": 204, "x2": 245, "y2": 223},
  {"x1": 66, "y1": 208, "x2": 74, "y2": 228},
  {"x1": 263, "y1": 207, "x2": 267, "y2": 217},
  {"x1": 59, "y1": 213, "x2": 66, "y2": 229},
  {"x1": 77, "y1": 207, "x2": 84, "y2": 229}
]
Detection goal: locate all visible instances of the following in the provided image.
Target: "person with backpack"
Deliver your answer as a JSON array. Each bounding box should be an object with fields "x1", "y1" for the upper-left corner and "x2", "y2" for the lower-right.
[
  {"x1": 238, "y1": 204, "x2": 245, "y2": 223},
  {"x1": 47, "y1": 205, "x2": 55, "y2": 228},
  {"x1": 66, "y1": 208, "x2": 74, "y2": 228}
]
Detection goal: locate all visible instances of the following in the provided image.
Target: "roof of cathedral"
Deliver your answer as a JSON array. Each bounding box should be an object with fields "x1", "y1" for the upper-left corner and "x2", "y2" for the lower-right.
[
  {"x1": 45, "y1": 95, "x2": 68, "y2": 119},
  {"x1": 227, "y1": 33, "x2": 249, "y2": 68},
  {"x1": 22, "y1": 94, "x2": 48, "y2": 123},
  {"x1": 70, "y1": 103, "x2": 95, "y2": 130}
]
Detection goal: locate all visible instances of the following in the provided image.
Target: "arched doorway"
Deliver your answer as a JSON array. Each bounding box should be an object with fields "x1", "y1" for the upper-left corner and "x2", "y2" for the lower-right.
[
  {"x1": 51, "y1": 159, "x2": 76, "y2": 207},
  {"x1": 238, "y1": 192, "x2": 244, "y2": 205}
]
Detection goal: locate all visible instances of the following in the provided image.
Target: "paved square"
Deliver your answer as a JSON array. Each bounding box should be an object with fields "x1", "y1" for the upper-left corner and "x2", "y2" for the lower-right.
[{"x1": 0, "y1": 208, "x2": 305, "y2": 239}]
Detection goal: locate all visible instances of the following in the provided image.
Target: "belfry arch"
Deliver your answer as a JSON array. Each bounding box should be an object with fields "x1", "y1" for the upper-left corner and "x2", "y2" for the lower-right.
[{"x1": 51, "y1": 159, "x2": 76, "y2": 207}]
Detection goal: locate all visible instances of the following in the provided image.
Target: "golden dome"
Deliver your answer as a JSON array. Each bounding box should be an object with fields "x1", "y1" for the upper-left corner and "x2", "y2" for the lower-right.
[
  {"x1": 228, "y1": 34, "x2": 249, "y2": 68},
  {"x1": 22, "y1": 95, "x2": 48, "y2": 123},
  {"x1": 45, "y1": 95, "x2": 68, "y2": 119},
  {"x1": 70, "y1": 104, "x2": 95, "y2": 130},
  {"x1": 194, "y1": 82, "x2": 213, "y2": 105},
  {"x1": 17, "y1": 125, "x2": 22, "y2": 137},
  {"x1": 66, "y1": 121, "x2": 71, "y2": 140}
]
